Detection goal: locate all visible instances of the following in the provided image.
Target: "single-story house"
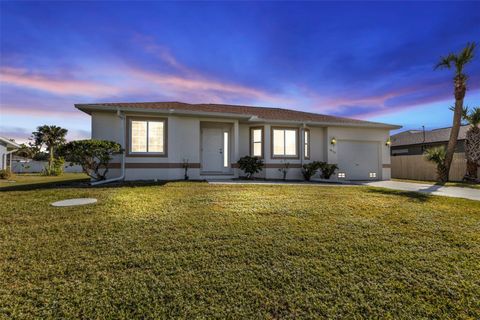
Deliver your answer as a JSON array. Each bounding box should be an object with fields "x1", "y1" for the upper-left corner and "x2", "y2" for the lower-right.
[
  {"x1": 75, "y1": 102, "x2": 401, "y2": 181},
  {"x1": 391, "y1": 125, "x2": 468, "y2": 156},
  {"x1": 0, "y1": 136, "x2": 20, "y2": 171}
]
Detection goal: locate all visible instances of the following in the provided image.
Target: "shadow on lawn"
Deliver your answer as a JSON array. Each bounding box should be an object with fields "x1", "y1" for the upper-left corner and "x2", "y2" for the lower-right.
[
  {"x1": 366, "y1": 187, "x2": 430, "y2": 202},
  {"x1": 0, "y1": 179, "x2": 193, "y2": 192}
]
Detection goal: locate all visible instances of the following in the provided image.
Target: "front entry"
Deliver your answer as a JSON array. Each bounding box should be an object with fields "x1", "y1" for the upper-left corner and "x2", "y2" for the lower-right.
[{"x1": 201, "y1": 125, "x2": 231, "y2": 173}]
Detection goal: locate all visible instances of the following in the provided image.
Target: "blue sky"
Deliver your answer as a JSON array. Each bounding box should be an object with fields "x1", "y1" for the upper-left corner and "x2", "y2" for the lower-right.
[{"x1": 1, "y1": 1, "x2": 479, "y2": 143}]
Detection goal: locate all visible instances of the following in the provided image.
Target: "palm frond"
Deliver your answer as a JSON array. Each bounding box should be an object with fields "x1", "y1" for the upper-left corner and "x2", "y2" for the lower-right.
[
  {"x1": 467, "y1": 107, "x2": 480, "y2": 127},
  {"x1": 424, "y1": 146, "x2": 446, "y2": 165},
  {"x1": 455, "y1": 42, "x2": 476, "y2": 75},
  {"x1": 434, "y1": 54, "x2": 455, "y2": 70}
]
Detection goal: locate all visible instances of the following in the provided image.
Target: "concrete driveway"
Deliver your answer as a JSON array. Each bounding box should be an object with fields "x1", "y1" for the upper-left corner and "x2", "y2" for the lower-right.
[{"x1": 359, "y1": 180, "x2": 480, "y2": 201}]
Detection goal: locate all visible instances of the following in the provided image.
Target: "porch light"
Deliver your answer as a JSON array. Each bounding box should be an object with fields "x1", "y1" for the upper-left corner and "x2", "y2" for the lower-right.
[
  {"x1": 386, "y1": 138, "x2": 391, "y2": 147},
  {"x1": 330, "y1": 137, "x2": 337, "y2": 145}
]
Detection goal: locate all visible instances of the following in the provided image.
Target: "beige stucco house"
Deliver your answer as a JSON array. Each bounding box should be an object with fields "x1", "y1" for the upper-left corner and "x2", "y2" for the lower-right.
[{"x1": 76, "y1": 102, "x2": 401, "y2": 181}]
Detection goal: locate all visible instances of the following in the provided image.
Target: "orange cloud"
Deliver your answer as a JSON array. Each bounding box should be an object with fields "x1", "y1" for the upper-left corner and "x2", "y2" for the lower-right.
[{"x1": 0, "y1": 67, "x2": 121, "y2": 97}]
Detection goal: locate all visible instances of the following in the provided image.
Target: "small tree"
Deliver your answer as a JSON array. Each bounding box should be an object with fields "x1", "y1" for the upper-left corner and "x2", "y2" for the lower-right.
[
  {"x1": 60, "y1": 140, "x2": 122, "y2": 181},
  {"x1": 237, "y1": 156, "x2": 264, "y2": 179},
  {"x1": 319, "y1": 163, "x2": 339, "y2": 179},
  {"x1": 424, "y1": 146, "x2": 447, "y2": 181},
  {"x1": 31, "y1": 125, "x2": 68, "y2": 174}
]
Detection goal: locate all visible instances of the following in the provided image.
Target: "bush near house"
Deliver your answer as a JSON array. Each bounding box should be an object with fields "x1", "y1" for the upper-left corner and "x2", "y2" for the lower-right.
[
  {"x1": 302, "y1": 161, "x2": 339, "y2": 181},
  {"x1": 319, "y1": 163, "x2": 339, "y2": 179},
  {"x1": 301, "y1": 161, "x2": 323, "y2": 181},
  {"x1": 237, "y1": 156, "x2": 264, "y2": 179}
]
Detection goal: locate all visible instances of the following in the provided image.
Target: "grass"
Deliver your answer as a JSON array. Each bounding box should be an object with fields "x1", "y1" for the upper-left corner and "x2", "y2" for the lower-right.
[
  {"x1": 0, "y1": 173, "x2": 89, "y2": 190},
  {"x1": 392, "y1": 178, "x2": 480, "y2": 190},
  {"x1": 1, "y1": 180, "x2": 479, "y2": 319}
]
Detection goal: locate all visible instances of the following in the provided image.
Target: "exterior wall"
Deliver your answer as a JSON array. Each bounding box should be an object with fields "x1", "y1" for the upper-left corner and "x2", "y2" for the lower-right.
[
  {"x1": 236, "y1": 124, "x2": 326, "y2": 180},
  {"x1": 91, "y1": 111, "x2": 392, "y2": 181},
  {"x1": 92, "y1": 111, "x2": 239, "y2": 180},
  {"x1": 326, "y1": 127, "x2": 391, "y2": 180}
]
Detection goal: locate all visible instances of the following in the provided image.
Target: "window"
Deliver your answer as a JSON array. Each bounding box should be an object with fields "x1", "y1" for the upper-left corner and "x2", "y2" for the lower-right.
[
  {"x1": 304, "y1": 129, "x2": 310, "y2": 159},
  {"x1": 250, "y1": 127, "x2": 263, "y2": 158},
  {"x1": 129, "y1": 118, "x2": 166, "y2": 155},
  {"x1": 338, "y1": 172, "x2": 346, "y2": 178},
  {"x1": 369, "y1": 172, "x2": 377, "y2": 178},
  {"x1": 224, "y1": 131, "x2": 229, "y2": 167},
  {"x1": 272, "y1": 128, "x2": 298, "y2": 158}
]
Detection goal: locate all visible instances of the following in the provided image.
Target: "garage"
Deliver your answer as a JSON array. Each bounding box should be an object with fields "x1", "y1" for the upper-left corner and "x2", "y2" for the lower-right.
[{"x1": 337, "y1": 140, "x2": 380, "y2": 180}]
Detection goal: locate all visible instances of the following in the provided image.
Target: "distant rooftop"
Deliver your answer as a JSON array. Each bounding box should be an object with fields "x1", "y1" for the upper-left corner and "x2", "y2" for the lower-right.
[{"x1": 391, "y1": 125, "x2": 470, "y2": 147}]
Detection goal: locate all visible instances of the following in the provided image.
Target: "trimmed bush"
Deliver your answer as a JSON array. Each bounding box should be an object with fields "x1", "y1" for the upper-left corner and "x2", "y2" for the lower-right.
[
  {"x1": 302, "y1": 161, "x2": 323, "y2": 181},
  {"x1": 319, "y1": 163, "x2": 339, "y2": 179},
  {"x1": 237, "y1": 156, "x2": 264, "y2": 179}
]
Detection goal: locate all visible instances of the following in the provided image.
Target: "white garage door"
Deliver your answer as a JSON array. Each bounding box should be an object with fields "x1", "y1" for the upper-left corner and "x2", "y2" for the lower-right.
[{"x1": 337, "y1": 141, "x2": 380, "y2": 180}]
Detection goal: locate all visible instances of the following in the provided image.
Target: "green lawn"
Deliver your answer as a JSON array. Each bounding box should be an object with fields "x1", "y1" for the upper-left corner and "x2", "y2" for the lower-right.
[
  {"x1": 0, "y1": 173, "x2": 89, "y2": 190},
  {"x1": 392, "y1": 178, "x2": 480, "y2": 190},
  {"x1": 1, "y1": 181, "x2": 479, "y2": 319}
]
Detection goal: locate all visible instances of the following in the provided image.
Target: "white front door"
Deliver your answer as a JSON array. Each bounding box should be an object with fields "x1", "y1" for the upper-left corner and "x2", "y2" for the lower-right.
[{"x1": 202, "y1": 127, "x2": 226, "y2": 172}]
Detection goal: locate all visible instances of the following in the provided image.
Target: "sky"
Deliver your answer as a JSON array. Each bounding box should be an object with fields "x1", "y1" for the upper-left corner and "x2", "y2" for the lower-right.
[{"x1": 1, "y1": 1, "x2": 479, "y2": 144}]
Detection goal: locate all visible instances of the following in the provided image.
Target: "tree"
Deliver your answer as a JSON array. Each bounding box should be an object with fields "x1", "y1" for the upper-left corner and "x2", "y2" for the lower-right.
[
  {"x1": 434, "y1": 42, "x2": 476, "y2": 182},
  {"x1": 60, "y1": 139, "x2": 122, "y2": 181},
  {"x1": 31, "y1": 125, "x2": 68, "y2": 172},
  {"x1": 13, "y1": 143, "x2": 37, "y2": 159},
  {"x1": 460, "y1": 106, "x2": 480, "y2": 181},
  {"x1": 424, "y1": 146, "x2": 447, "y2": 181}
]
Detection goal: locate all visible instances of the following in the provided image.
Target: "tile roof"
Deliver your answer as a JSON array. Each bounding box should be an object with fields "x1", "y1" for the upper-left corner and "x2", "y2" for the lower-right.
[
  {"x1": 75, "y1": 101, "x2": 399, "y2": 128},
  {"x1": 391, "y1": 125, "x2": 470, "y2": 146}
]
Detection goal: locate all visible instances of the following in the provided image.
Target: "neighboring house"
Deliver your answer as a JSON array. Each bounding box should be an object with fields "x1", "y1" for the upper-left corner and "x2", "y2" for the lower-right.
[
  {"x1": 0, "y1": 136, "x2": 20, "y2": 171},
  {"x1": 390, "y1": 125, "x2": 470, "y2": 181},
  {"x1": 75, "y1": 102, "x2": 400, "y2": 181},
  {"x1": 391, "y1": 125, "x2": 468, "y2": 156}
]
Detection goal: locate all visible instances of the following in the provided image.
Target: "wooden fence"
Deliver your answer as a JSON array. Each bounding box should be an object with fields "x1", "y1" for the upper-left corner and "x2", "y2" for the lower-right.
[{"x1": 391, "y1": 153, "x2": 472, "y2": 182}]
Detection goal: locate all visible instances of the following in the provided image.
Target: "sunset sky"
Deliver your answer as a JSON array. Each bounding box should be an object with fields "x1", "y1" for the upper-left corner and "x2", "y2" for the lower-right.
[{"x1": 1, "y1": 1, "x2": 479, "y2": 143}]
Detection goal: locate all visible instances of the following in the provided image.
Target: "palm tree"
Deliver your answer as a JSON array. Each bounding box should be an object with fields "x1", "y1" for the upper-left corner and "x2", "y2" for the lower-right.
[
  {"x1": 31, "y1": 125, "x2": 68, "y2": 172},
  {"x1": 434, "y1": 42, "x2": 476, "y2": 182},
  {"x1": 461, "y1": 106, "x2": 480, "y2": 181},
  {"x1": 424, "y1": 146, "x2": 447, "y2": 181}
]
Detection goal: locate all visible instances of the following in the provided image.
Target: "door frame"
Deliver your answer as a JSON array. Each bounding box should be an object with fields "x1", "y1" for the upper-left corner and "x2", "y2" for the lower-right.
[{"x1": 200, "y1": 122, "x2": 233, "y2": 174}]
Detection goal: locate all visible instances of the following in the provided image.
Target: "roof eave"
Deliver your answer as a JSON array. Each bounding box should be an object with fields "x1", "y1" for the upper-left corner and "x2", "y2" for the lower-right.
[{"x1": 75, "y1": 104, "x2": 401, "y2": 130}]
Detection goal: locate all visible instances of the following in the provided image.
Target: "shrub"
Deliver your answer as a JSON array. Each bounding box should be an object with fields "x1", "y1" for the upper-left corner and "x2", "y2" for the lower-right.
[
  {"x1": 60, "y1": 139, "x2": 122, "y2": 181},
  {"x1": 237, "y1": 156, "x2": 264, "y2": 179},
  {"x1": 302, "y1": 161, "x2": 323, "y2": 181},
  {"x1": 424, "y1": 146, "x2": 447, "y2": 182},
  {"x1": 319, "y1": 163, "x2": 339, "y2": 179},
  {"x1": 0, "y1": 169, "x2": 13, "y2": 180},
  {"x1": 42, "y1": 157, "x2": 64, "y2": 176}
]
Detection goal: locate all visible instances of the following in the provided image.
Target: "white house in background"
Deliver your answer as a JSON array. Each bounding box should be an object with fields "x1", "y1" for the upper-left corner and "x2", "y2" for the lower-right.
[
  {"x1": 0, "y1": 136, "x2": 20, "y2": 171},
  {"x1": 75, "y1": 102, "x2": 401, "y2": 181}
]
